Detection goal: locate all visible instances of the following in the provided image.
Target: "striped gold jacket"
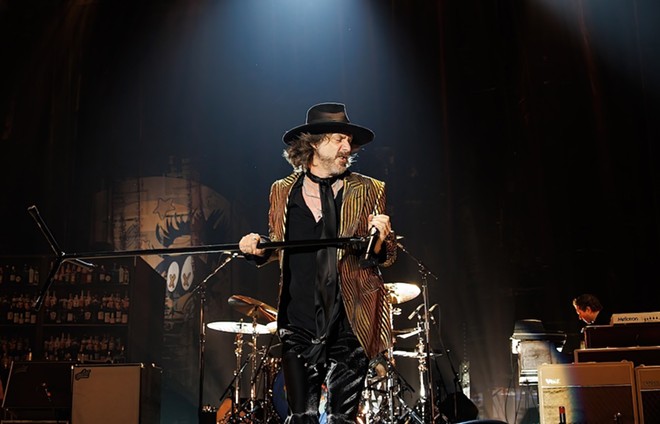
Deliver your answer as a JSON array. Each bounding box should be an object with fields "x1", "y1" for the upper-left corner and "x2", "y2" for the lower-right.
[{"x1": 266, "y1": 171, "x2": 397, "y2": 359}]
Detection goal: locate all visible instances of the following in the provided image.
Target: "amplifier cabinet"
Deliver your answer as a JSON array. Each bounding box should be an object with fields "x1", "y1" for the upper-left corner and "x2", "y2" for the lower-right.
[
  {"x1": 538, "y1": 361, "x2": 638, "y2": 424},
  {"x1": 71, "y1": 363, "x2": 161, "y2": 424},
  {"x1": 574, "y1": 346, "x2": 660, "y2": 366},
  {"x1": 1, "y1": 361, "x2": 72, "y2": 421},
  {"x1": 636, "y1": 366, "x2": 660, "y2": 424},
  {"x1": 584, "y1": 323, "x2": 660, "y2": 348},
  {"x1": 1, "y1": 421, "x2": 70, "y2": 424}
]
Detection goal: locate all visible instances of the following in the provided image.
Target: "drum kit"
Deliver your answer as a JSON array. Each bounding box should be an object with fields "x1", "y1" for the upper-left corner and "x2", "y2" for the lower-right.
[{"x1": 207, "y1": 281, "x2": 437, "y2": 424}]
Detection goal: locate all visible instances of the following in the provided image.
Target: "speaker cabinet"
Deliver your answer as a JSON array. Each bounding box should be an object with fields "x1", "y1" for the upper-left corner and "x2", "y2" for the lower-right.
[
  {"x1": 71, "y1": 363, "x2": 161, "y2": 424},
  {"x1": 1, "y1": 361, "x2": 72, "y2": 421},
  {"x1": 538, "y1": 361, "x2": 638, "y2": 424},
  {"x1": 636, "y1": 365, "x2": 660, "y2": 424}
]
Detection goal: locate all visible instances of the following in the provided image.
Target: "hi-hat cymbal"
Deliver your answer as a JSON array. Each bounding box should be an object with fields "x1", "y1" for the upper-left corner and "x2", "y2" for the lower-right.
[
  {"x1": 394, "y1": 328, "x2": 422, "y2": 339},
  {"x1": 391, "y1": 349, "x2": 441, "y2": 359},
  {"x1": 228, "y1": 295, "x2": 278, "y2": 322},
  {"x1": 207, "y1": 321, "x2": 272, "y2": 335},
  {"x1": 384, "y1": 282, "x2": 421, "y2": 304}
]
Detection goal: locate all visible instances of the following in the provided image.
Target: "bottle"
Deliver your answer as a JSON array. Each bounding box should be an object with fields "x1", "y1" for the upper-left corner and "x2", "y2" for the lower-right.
[
  {"x1": 114, "y1": 293, "x2": 122, "y2": 324},
  {"x1": 66, "y1": 294, "x2": 74, "y2": 323},
  {"x1": 49, "y1": 291, "x2": 59, "y2": 323},
  {"x1": 96, "y1": 295, "x2": 105, "y2": 323},
  {"x1": 83, "y1": 291, "x2": 92, "y2": 322},
  {"x1": 121, "y1": 293, "x2": 129, "y2": 324},
  {"x1": 28, "y1": 265, "x2": 35, "y2": 284}
]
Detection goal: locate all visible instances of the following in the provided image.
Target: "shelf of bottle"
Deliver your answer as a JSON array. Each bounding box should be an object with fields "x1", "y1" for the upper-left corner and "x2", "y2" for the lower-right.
[
  {"x1": 42, "y1": 323, "x2": 129, "y2": 328},
  {"x1": 0, "y1": 323, "x2": 37, "y2": 328},
  {"x1": 50, "y1": 282, "x2": 130, "y2": 288}
]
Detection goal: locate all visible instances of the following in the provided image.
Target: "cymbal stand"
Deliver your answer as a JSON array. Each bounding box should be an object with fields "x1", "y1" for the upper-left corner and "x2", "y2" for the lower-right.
[
  {"x1": 385, "y1": 355, "x2": 419, "y2": 424},
  {"x1": 411, "y1": 314, "x2": 431, "y2": 420},
  {"x1": 248, "y1": 335, "x2": 278, "y2": 422},
  {"x1": 191, "y1": 252, "x2": 240, "y2": 422},
  {"x1": 386, "y1": 300, "x2": 398, "y2": 422},
  {"x1": 396, "y1": 240, "x2": 439, "y2": 423},
  {"x1": 232, "y1": 331, "x2": 245, "y2": 417},
  {"x1": 247, "y1": 319, "x2": 260, "y2": 418}
]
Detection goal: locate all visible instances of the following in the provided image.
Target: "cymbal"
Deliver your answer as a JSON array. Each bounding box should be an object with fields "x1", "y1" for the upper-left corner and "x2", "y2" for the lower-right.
[
  {"x1": 384, "y1": 282, "x2": 421, "y2": 304},
  {"x1": 394, "y1": 328, "x2": 422, "y2": 339},
  {"x1": 207, "y1": 321, "x2": 272, "y2": 335},
  {"x1": 392, "y1": 327, "x2": 417, "y2": 334},
  {"x1": 228, "y1": 295, "x2": 278, "y2": 322},
  {"x1": 266, "y1": 321, "x2": 278, "y2": 333},
  {"x1": 391, "y1": 349, "x2": 441, "y2": 359}
]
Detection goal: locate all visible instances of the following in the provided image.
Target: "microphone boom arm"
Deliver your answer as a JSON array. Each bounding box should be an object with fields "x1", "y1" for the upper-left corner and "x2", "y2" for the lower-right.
[{"x1": 27, "y1": 204, "x2": 368, "y2": 311}]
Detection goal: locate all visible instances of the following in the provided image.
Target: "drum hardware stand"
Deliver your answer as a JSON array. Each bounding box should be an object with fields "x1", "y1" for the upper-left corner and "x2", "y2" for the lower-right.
[
  {"x1": 248, "y1": 334, "x2": 279, "y2": 422},
  {"x1": 407, "y1": 310, "x2": 439, "y2": 423},
  {"x1": 189, "y1": 252, "x2": 241, "y2": 421},
  {"x1": 396, "y1": 240, "x2": 440, "y2": 424},
  {"x1": 361, "y1": 352, "x2": 417, "y2": 424},
  {"x1": 243, "y1": 316, "x2": 274, "y2": 422},
  {"x1": 398, "y1": 392, "x2": 424, "y2": 424},
  {"x1": 386, "y1": 356, "x2": 418, "y2": 424},
  {"x1": 216, "y1": 345, "x2": 249, "y2": 413}
]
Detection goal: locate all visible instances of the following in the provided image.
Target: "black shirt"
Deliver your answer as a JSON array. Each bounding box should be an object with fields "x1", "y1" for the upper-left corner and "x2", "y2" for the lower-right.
[{"x1": 281, "y1": 179, "x2": 343, "y2": 331}]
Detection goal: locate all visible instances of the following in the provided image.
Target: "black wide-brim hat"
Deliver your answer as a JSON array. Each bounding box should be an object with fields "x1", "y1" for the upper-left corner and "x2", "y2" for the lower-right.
[{"x1": 282, "y1": 102, "x2": 375, "y2": 146}]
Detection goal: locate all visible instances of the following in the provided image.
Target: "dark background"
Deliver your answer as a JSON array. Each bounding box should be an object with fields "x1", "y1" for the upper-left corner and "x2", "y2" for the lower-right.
[{"x1": 1, "y1": 0, "x2": 658, "y2": 422}]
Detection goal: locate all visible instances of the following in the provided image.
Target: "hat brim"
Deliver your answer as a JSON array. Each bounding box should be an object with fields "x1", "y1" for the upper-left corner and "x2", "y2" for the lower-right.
[{"x1": 282, "y1": 122, "x2": 375, "y2": 146}]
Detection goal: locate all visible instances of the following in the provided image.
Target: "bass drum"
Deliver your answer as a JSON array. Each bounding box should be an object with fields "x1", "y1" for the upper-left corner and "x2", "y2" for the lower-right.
[{"x1": 272, "y1": 369, "x2": 288, "y2": 422}]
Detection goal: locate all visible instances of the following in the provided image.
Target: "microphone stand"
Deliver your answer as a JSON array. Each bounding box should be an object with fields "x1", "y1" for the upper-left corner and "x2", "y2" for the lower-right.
[
  {"x1": 26, "y1": 205, "x2": 367, "y2": 311},
  {"x1": 188, "y1": 252, "x2": 240, "y2": 422},
  {"x1": 397, "y1": 240, "x2": 439, "y2": 423}
]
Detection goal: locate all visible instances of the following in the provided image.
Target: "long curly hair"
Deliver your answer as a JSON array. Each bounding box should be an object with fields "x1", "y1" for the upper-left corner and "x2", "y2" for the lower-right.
[{"x1": 283, "y1": 132, "x2": 357, "y2": 171}]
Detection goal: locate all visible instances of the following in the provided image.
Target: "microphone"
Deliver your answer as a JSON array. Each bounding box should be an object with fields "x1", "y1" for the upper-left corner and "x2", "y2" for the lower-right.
[
  {"x1": 408, "y1": 303, "x2": 424, "y2": 320},
  {"x1": 428, "y1": 303, "x2": 438, "y2": 324},
  {"x1": 363, "y1": 226, "x2": 379, "y2": 262}
]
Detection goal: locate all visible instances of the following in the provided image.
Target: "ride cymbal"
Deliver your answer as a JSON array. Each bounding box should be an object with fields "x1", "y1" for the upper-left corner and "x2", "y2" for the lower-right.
[
  {"x1": 228, "y1": 294, "x2": 278, "y2": 322},
  {"x1": 384, "y1": 282, "x2": 421, "y2": 304}
]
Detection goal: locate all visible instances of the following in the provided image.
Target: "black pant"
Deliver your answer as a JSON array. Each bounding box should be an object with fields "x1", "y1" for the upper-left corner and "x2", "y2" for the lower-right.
[{"x1": 281, "y1": 327, "x2": 369, "y2": 424}]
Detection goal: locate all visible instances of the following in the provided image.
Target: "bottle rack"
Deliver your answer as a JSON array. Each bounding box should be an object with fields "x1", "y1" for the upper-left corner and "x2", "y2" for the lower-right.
[{"x1": 0, "y1": 255, "x2": 164, "y2": 369}]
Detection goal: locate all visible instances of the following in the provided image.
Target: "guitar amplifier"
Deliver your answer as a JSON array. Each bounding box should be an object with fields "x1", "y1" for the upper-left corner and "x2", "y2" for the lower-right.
[
  {"x1": 538, "y1": 361, "x2": 638, "y2": 424},
  {"x1": 636, "y1": 366, "x2": 660, "y2": 424},
  {"x1": 71, "y1": 363, "x2": 161, "y2": 424}
]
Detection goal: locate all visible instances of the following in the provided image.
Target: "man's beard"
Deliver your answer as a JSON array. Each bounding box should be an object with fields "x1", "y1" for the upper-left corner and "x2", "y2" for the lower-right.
[{"x1": 318, "y1": 153, "x2": 351, "y2": 176}]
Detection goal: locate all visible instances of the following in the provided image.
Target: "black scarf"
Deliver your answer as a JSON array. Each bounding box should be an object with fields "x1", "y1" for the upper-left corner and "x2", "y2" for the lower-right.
[{"x1": 305, "y1": 171, "x2": 345, "y2": 363}]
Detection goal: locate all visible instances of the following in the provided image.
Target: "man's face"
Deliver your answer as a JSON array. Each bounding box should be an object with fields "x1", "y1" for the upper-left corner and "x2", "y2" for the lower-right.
[
  {"x1": 311, "y1": 133, "x2": 353, "y2": 177},
  {"x1": 575, "y1": 305, "x2": 597, "y2": 324}
]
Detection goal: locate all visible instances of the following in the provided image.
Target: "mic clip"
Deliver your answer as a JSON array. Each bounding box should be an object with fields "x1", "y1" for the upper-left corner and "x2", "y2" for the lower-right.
[{"x1": 408, "y1": 303, "x2": 424, "y2": 320}]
